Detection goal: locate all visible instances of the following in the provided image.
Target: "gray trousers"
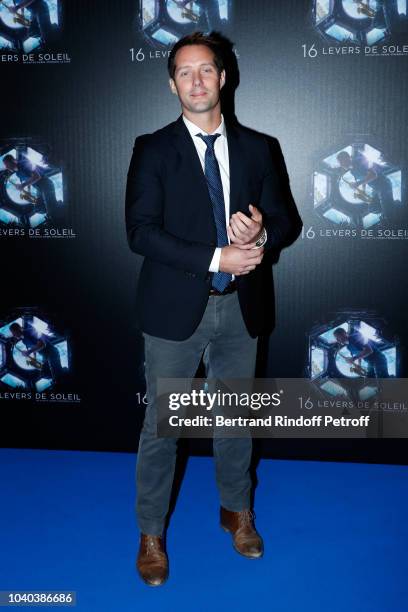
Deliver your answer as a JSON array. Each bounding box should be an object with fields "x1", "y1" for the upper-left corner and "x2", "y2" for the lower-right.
[{"x1": 136, "y1": 291, "x2": 258, "y2": 536}]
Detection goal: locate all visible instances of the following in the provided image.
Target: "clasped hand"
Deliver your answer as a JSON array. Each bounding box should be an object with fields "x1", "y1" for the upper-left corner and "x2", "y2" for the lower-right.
[{"x1": 220, "y1": 205, "x2": 264, "y2": 276}]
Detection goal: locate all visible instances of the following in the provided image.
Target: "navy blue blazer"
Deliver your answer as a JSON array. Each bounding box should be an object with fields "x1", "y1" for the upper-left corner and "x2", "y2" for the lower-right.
[{"x1": 125, "y1": 115, "x2": 302, "y2": 340}]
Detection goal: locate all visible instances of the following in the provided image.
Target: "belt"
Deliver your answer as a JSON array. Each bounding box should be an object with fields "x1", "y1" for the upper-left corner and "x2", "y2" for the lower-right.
[{"x1": 209, "y1": 280, "x2": 237, "y2": 296}]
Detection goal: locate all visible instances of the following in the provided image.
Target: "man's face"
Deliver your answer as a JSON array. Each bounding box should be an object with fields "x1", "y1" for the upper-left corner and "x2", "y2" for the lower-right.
[
  {"x1": 3, "y1": 158, "x2": 17, "y2": 172},
  {"x1": 10, "y1": 326, "x2": 22, "y2": 339},
  {"x1": 337, "y1": 153, "x2": 352, "y2": 171},
  {"x1": 169, "y1": 44, "x2": 225, "y2": 116},
  {"x1": 335, "y1": 331, "x2": 348, "y2": 345}
]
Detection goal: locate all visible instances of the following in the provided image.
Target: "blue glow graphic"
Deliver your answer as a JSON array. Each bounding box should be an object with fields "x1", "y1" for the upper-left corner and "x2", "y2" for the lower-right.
[
  {"x1": 359, "y1": 321, "x2": 380, "y2": 342},
  {"x1": 141, "y1": 0, "x2": 156, "y2": 27},
  {"x1": 366, "y1": 27, "x2": 386, "y2": 44},
  {"x1": 49, "y1": 172, "x2": 63, "y2": 202},
  {"x1": 32, "y1": 317, "x2": 54, "y2": 338},
  {"x1": 358, "y1": 385, "x2": 378, "y2": 400},
  {"x1": 152, "y1": 28, "x2": 178, "y2": 45},
  {"x1": 325, "y1": 24, "x2": 357, "y2": 42},
  {"x1": 0, "y1": 35, "x2": 13, "y2": 48},
  {"x1": 398, "y1": 0, "x2": 407, "y2": 15},
  {"x1": 313, "y1": 172, "x2": 329, "y2": 207},
  {"x1": 29, "y1": 212, "x2": 47, "y2": 228},
  {"x1": 323, "y1": 208, "x2": 351, "y2": 224},
  {"x1": 311, "y1": 346, "x2": 325, "y2": 379},
  {"x1": 1, "y1": 373, "x2": 26, "y2": 388},
  {"x1": 55, "y1": 340, "x2": 69, "y2": 369},
  {"x1": 320, "y1": 380, "x2": 349, "y2": 397},
  {"x1": 0, "y1": 209, "x2": 20, "y2": 225},
  {"x1": 315, "y1": 0, "x2": 331, "y2": 24},
  {"x1": 383, "y1": 347, "x2": 397, "y2": 376},
  {"x1": 362, "y1": 212, "x2": 382, "y2": 228},
  {"x1": 388, "y1": 171, "x2": 402, "y2": 201},
  {"x1": 47, "y1": 0, "x2": 58, "y2": 25},
  {"x1": 22, "y1": 36, "x2": 41, "y2": 52},
  {"x1": 36, "y1": 377, "x2": 53, "y2": 392},
  {"x1": 26, "y1": 149, "x2": 47, "y2": 169}
]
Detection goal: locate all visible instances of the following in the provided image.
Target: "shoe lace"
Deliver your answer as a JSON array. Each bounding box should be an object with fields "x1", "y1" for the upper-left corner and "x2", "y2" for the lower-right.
[
  {"x1": 239, "y1": 509, "x2": 255, "y2": 527},
  {"x1": 145, "y1": 536, "x2": 163, "y2": 557}
]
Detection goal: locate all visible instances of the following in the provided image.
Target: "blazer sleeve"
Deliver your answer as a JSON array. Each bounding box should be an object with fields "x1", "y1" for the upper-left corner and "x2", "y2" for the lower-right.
[
  {"x1": 125, "y1": 135, "x2": 215, "y2": 279},
  {"x1": 259, "y1": 137, "x2": 302, "y2": 255}
]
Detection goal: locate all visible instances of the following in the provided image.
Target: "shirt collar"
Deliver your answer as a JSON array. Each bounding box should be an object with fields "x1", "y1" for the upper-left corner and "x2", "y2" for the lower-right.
[{"x1": 182, "y1": 113, "x2": 226, "y2": 139}]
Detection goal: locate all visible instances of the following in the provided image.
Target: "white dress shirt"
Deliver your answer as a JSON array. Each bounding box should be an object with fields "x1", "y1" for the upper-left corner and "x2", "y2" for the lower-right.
[{"x1": 182, "y1": 113, "x2": 229, "y2": 274}]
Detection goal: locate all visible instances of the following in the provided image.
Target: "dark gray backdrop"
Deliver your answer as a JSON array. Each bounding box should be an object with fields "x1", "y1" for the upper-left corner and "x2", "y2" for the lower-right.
[{"x1": 1, "y1": 0, "x2": 407, "y2": 463}]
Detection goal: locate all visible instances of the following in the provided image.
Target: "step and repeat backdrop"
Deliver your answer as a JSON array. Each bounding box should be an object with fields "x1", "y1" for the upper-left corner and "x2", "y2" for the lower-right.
[{"x1": 1, "y1": 0, "x2": 407, "y2": 462}]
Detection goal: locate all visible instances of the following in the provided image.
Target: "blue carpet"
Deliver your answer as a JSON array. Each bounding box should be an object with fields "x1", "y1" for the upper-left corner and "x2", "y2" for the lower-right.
[{"x1": 0, "y1": 448, "x2": 407, "y2": 611}]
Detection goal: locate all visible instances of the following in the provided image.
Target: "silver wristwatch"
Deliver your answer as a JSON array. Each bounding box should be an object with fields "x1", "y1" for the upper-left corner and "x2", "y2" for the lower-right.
[{"x1": 254, "y1": 227, "x2": 267, "y2": 248}]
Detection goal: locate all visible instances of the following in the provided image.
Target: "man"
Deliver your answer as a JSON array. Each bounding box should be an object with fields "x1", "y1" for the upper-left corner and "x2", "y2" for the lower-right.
[
  {"x1": 125, "y1": 32, "x2": 301, "y2": 586},
  {"x1": 333, "y1": 327, "x2": 389, "y2": 378}
]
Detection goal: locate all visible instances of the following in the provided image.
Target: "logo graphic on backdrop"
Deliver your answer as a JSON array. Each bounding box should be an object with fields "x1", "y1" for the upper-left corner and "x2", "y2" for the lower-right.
[
  {"x1": 305, "y1": 140, "x2": 406, "y2": 239},
  {"x1": 0, "y1": 0, "x2": 70, "y2": 63},
  {"x1": 304, "y1": 0, "x2": 408, "y2": 56},
  {"x1": 0, "y1": 141, "x2": 75, "y2": 238},
  {"x1": 131, "y1": 0, "x2": 232, "y2": 61},
  {"x1": 0, "y1": 310, "x2": 79, "y2": 402},
  {"x1": 307, "y1": 310, "x2": 398, "y2": 399}
]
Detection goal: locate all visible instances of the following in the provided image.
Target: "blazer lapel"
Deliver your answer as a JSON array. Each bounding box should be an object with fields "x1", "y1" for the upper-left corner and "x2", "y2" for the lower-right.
[
  {"x1": 171, "y1": 114, "x2": 211, "y2": 199},
  {"x1": 170, "y1": 115, "x2": 218, "y2": 240},
  {"x1": 225, "y1": 121, "x2": 243, "y2": 216}
]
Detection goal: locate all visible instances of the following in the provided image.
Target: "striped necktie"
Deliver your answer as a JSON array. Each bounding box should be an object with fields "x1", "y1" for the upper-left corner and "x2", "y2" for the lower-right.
[{"x1": 197, "y1": 133, "x2": 232, "y2": 292}]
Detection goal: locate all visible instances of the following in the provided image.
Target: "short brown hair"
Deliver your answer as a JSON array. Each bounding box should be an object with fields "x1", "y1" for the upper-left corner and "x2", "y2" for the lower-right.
[{"x1": 167, "y1": 31, "x2": 225, "y2": 79}]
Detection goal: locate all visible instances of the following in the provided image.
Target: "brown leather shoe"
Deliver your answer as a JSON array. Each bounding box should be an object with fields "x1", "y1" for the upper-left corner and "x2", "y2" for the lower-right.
[
  {"x1": 136, "y1": 534, "x2": 168, "y2": 586},
  {"x1": 220, "y1": 507, "x2": 264, "y2": 558}
]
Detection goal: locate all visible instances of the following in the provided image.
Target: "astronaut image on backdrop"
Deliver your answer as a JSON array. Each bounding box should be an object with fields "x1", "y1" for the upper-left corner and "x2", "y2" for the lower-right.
[
  {"x1": 336, "y1": 150, "x2": 394, "y2": 222},
  {"x1": 6, "y1": 0, "x2": 55, "y2": 43},
  {"x1": 173, "y1": 0, "x2": 225, "y2": 31},
  {"x1": 352, "y1": 0, "x2": 379, "y2": 20},
  {"x1": 9, "y1": 321, "x2": 64, "y2": 382},
  {"x1": 333, "y1": 327, "x2": 390, "y2": 379},
  {"x1": 2, "y1": 153, "x2": 59, "y2": 223}
]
